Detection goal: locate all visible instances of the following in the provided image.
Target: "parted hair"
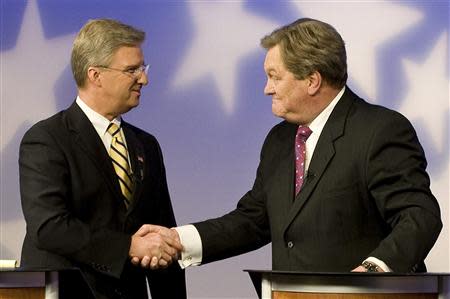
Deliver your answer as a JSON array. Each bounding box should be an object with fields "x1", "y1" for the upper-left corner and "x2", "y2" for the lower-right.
[
  {"x1": 71, "y1": 19, "x2": 145, "y2": 88},
  {"x1": 261, "y1": 18, "x2": 347, "y2": 88}
]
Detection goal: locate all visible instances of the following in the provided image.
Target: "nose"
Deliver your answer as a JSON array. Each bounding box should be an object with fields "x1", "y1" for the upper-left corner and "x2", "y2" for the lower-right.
[
  {"x1": 138, "y1": 71, "x2": 149, "y2": 86},
  {"x1": 264, "y1": 79, "x2": 274, "y2": 95}
]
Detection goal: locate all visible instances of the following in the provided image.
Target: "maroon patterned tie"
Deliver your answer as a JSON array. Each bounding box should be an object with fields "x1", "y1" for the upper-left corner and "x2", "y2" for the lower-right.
[{"x1": 295, "y1": 126, "x2": 312, "y2": 195}]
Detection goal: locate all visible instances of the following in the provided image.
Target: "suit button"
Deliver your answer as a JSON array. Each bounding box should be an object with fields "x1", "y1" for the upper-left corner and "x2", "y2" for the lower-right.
[{"x1": 287, "y1": 241, "x2": 294, "y2": 248}]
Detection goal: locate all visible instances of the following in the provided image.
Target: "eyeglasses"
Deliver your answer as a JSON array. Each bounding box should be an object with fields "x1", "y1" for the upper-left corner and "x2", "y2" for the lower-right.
[{"x1": 96, "y1": 64, "x2": 150, "y2": 78}]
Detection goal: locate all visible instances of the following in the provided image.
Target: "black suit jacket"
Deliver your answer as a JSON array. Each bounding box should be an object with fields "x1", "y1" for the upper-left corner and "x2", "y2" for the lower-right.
[
  {"x1": 194, "y1": 87, "x2": 442, "y2": 273},
  {"x1": 19, "y1": 102, "x2": 186, "y2": 299}
]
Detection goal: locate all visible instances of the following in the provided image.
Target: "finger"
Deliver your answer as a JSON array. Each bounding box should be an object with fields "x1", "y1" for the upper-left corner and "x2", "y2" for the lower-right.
[
  {"x1": 131, "y1": 256, "x2": 140, "y2": 266},
  {"x1": 160, "y1": 252, "x2": 173, "y2": 264},
  {"x1": 170, "y1": 228, "x2": 181, "y2": 243},
  {"x1": 135, "y1": 224, "x2": 151, "y2": 237},
  {"x1": 173, "y1": 251, "x2": 179, "y2": 261},
  {"x1": 158, "y1": 258, "x2": 168, "y2": 268},
  {"x1": 150, "y1": 256, "x2": 159, "y2": 269},
  {"x1": 161, "y1": 234, "x2": 183, "y2": 252},
  {"x1": 159, "y1": 242, "x2": 177, "y2": 258},
  {"x1": 141, "y1": 255, "x2": 151, "y2": 268},
  {"x1": 351, "y1": 266, "x2": 367, "y2": 272}
]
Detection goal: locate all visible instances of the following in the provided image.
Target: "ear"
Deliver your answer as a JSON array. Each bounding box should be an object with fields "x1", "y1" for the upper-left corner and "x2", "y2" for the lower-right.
[
  {"x1": 306, "y1": 71, "x2": 322, "y2": 95},
  {"x1": 86, "y1": 67, "x2": 102, "y2": 87}
]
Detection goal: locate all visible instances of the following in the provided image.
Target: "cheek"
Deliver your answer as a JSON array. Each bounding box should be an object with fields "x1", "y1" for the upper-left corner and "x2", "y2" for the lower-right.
[{"x1": 286, "y1": 84, "x2": 305, "y2": 107}]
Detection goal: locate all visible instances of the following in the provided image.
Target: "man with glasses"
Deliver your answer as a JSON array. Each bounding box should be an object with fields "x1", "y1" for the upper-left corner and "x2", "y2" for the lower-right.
[{"x1": 19, "y1": 19, "x2": 186, "y2": 299}]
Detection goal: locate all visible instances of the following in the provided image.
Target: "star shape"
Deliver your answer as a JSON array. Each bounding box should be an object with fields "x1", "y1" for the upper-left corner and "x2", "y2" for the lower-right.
[
  {"x1": 171, "y1": 1, "x2": 278, "y2": 114},
  {"x1": 0, "y1": 0, "x2": 75, "y2": 147},
  {"x1": 292, "y1": 1, "x2": 423, "y2": 100},
  {"x1": 399, "y1": 32, "x2": 448, "y2": 154}
]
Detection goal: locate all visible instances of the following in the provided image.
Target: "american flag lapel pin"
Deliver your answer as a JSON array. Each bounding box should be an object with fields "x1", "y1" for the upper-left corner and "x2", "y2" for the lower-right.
[{"x1": 137, "y1": 155, "x2": 144, "y2": 180}]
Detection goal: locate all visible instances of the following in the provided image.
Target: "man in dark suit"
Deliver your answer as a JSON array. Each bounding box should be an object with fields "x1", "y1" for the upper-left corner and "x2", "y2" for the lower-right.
[
  {"x1": 19, "y1": 19, "x2": 186, "y2": 299},
  {"x1": 136, "y1": 18, "x2": 442, "y2": 273}
]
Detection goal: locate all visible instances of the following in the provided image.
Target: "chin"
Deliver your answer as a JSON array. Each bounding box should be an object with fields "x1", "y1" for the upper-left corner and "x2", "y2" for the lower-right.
[
  {"x1": 271, "y1": 107, "x2": 286, "y2": 119},
  {"x1": 129, "y1": 97, "x2": 140, "y2": 108}
]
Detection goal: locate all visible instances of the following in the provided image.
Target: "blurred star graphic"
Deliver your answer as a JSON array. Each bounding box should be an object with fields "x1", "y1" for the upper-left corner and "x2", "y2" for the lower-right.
[{"x1": 172, "y1": 0, "x2": 278, "y2": 114}]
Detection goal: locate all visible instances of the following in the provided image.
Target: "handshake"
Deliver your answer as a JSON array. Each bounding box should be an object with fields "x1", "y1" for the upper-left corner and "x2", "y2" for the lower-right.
[{"x1": 128, "y1": 224, "x2": 183, "y2": 270}]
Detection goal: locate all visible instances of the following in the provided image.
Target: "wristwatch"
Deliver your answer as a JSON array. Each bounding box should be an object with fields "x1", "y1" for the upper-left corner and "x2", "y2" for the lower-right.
[{"x1": 361, "y1": 261, "x2": 380, "y2": 272}]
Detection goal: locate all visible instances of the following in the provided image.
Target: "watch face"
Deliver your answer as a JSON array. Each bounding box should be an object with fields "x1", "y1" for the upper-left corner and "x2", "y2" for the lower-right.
[
  {"x1": 367, "y1": 265, "x2": 377, "y2": 272},
  {"x1": 363, "y1": 262, "x2": 379, "y2": 272}
]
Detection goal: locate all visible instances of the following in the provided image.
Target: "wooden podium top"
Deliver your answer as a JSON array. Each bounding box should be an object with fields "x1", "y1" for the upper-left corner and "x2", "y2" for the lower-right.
[
  {"x1": 244, "y1": 270, "x2": 450, "y2": 276},
  {"x1": 244, "y1": 270, "x2": 450, "y2": 299},
  {"x1": 0, "y1": 267, "x2": 95, "y2": 299}
]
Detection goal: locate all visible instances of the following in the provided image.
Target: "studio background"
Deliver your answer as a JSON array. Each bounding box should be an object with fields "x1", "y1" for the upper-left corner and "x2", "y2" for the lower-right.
[{"x1": 1, "y1": 1, "x2": 449, "y2": 298}]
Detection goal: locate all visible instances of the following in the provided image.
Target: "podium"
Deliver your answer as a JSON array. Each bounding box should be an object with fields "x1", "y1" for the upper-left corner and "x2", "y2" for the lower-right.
[
  {"x1": 245, "y1": 270, "x2": 450, "y2": 299},
  {"x1": 0, "y1": 268, "x2": 95, "y2": 299}
]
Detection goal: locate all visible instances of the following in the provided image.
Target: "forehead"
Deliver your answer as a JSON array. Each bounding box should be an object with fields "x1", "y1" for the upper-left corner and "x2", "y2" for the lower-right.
[
  {"x1": 110, "y1": 46, "x2": 144, "y2": 66},
  {"x1": 264, "y1": 45, "x2": 285, "y2": 72}
]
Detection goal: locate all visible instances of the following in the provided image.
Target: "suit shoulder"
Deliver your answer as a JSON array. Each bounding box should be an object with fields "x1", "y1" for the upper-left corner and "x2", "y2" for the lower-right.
[
  {"x1": 22, "y1": 110, "x2": 67, "y2": 141},
  {"x1": 260, "y1": 120, "x2": 296, "y2": 151},
  {"x1": 351, "y1": 97, "x2": 413, "y2": 128},
  {"x1": 265, "y1": 120, "x2": 296, "y2": 140},
  {"x1": 122, "y1": 122, "x2": 159, "y2": 144},
  {"x1": 268, "y1": 120, "x2": 293, "y2": 135}
]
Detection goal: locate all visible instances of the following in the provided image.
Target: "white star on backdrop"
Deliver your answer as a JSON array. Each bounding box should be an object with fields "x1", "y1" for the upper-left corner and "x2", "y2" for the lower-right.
[
  {"x1": 293, "y1": 1, "x2": 423, "y2": 100},
  {"x1": 0, "y1": 0, "x2": 75, "y2": 147},
  {"x1": 171, "y1": 0, "x2": 278, "y2": 114},
  {"x1": 400, "y1": 32, "x2": 449, "y2": 152}
]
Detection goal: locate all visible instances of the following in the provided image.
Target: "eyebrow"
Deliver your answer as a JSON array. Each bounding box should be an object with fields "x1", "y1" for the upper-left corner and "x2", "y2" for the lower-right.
[{"x1": 125, "y1": 61, "x2": 146, "y2": 69}]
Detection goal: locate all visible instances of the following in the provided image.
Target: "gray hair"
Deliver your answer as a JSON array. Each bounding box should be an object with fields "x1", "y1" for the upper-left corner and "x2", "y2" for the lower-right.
[
  {"x1": 71, "y1": 19, "x2": 145, "y2": 88},
  {"x1": 261, "y1": 18, "x2": 347, "y2": 88}
]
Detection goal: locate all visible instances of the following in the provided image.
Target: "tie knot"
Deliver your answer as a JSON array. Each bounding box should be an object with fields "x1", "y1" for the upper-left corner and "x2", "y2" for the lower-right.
[
  {"x1": 296, "y1": 126, "x2": 312, "y2": 140},
  {"x1": 107, "y1": 123, "x2": 120, "y2": 137}
]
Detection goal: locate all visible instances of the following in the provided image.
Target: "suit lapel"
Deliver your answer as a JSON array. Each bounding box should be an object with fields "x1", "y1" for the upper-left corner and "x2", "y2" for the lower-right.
[
  {"x1": 122, "y1": 122, "x2": 145, "y2": 212},
  {"x1": 274, "y1": 123, "x2": 299, "y2": 215},
  {"x1": 65, "y1": 102, "x2": 124, "y2": 202},
  {"x1": 283, "y1": 87, "x2": 356, "y2": 232}
]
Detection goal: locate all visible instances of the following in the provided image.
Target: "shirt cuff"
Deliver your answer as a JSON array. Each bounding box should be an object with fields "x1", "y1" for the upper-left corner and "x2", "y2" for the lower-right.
[
  {"x1": 174, "y1": 224, "x2": 202, "y2": 269},
  {"x1": 364, "y1": 257, "x2": 392, "y2": 272}
]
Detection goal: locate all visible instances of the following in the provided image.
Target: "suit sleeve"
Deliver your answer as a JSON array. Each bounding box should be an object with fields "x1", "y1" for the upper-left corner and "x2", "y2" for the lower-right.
[
  {"x1": 19, "y1": 124, "x2": 130, "y2": 278},
  {"x1": 365, "y1": 111, "x2": 442, "y2": 272}
]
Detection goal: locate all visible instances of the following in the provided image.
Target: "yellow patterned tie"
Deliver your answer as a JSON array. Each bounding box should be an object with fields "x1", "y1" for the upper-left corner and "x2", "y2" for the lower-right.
[{"x1": 107, "y1": 123, "x2": 133, "y2": 207}]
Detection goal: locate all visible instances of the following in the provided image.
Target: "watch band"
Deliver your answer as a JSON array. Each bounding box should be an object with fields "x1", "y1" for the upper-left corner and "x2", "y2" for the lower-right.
[{"x1": 362, "y1": 261, "x2": 380, "y2": 272}]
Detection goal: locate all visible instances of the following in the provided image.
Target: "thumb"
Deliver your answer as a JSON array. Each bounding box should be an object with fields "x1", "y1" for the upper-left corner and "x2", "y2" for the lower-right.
[{"x1": 135, "y1": 224, "x2": 152, "y2": 236}]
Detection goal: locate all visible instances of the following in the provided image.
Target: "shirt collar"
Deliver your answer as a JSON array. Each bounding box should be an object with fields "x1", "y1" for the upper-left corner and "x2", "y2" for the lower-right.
[
  {"x1": 308, "y1": 86, "x2": 345, "y2": 134},
  {"x1": 76, "y1": 96, "x2": 122, "y2": 137}
]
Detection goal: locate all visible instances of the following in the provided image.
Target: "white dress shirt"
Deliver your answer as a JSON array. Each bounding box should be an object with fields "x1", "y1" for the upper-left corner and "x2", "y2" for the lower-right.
[{"x1": 75, "y1": 96, "x2": 131, "y2": 162}]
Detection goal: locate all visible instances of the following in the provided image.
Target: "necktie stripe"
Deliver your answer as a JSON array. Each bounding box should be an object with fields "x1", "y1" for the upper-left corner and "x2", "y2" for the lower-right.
[
  {"x1": 116, "y1": 139, "x2": 126, "y2": 148},
  {"x1": 111, "y1": 159, "x2": 133, "y2": 181},
  {"x1": 107, "y1": 124, "x2": 121, "y2": 136},
  {"x1": 111, "y1": 159, "x2": 131, "y2": 179},
  {"x1": 117, "y1": 176, "x2": 133, "y2": 193},
  {"x1": 110, "y1": 145, "x2": 129, "y2": 162},
  {"x1": 107, "y1": 123, "x2": 133, "y2": 207}
]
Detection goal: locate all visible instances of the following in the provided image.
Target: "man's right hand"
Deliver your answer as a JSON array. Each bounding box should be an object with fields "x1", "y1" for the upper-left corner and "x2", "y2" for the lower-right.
[{"x1": 129, "y1": 224, "x2": 183, "y2": 270}]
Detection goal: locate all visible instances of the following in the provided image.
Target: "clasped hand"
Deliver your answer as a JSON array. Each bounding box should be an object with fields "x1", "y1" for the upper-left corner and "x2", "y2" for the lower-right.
[{"x1": 129, "y1": 224, "x2": 182, "y2": 270}]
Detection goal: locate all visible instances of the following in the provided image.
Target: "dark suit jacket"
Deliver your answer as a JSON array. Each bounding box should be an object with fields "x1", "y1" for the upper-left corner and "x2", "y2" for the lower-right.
[
  {"x1": 194, "y1": 87, "x2": 442, "y2": 273},
  {"x1": 19, "y1": 102, "x2": 186, "y2": 299}
]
